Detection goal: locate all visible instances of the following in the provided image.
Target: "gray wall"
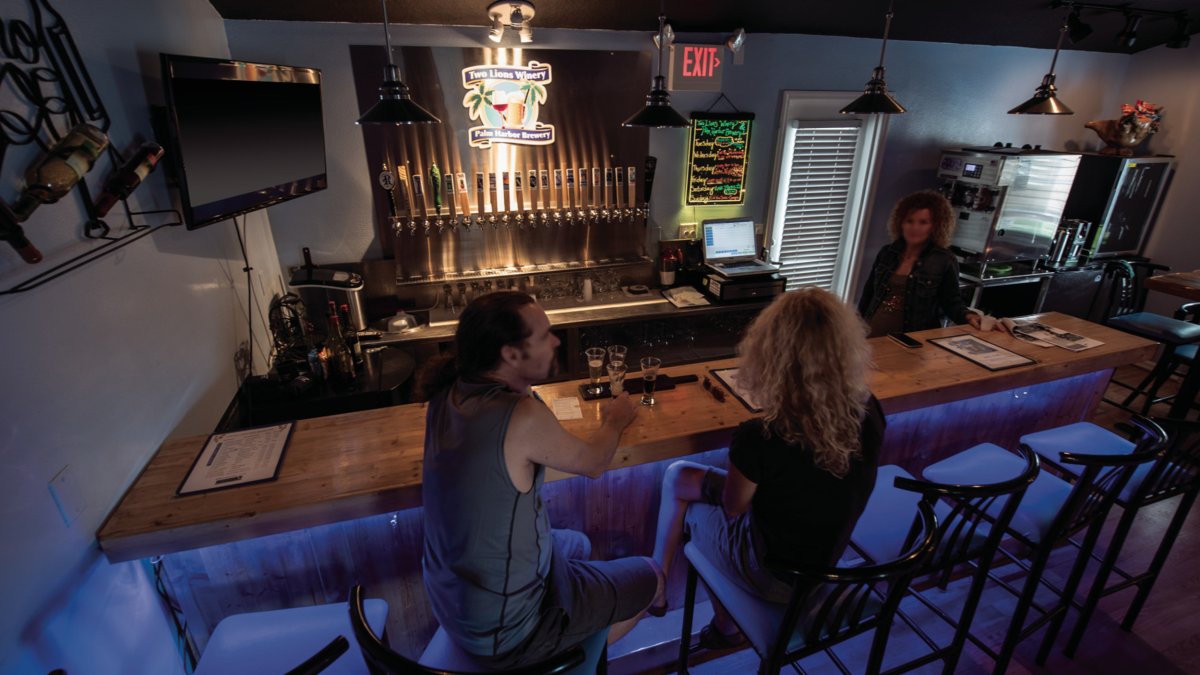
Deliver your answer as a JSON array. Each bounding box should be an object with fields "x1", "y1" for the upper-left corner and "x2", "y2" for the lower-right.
[
  {"x1": 225, "y1": 21, "x2": 1136, "y2": 300},
  {"x1": 0, "y1": 0, "x2": 282, "y2": 671}
]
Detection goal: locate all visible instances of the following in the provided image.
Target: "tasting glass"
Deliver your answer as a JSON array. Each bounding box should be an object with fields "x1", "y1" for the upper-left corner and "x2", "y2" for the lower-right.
[
  {"x1": 607, "y1": 344, "x2": 628, "y2": 367},
  {"x1": 639, "y1": 356, "x2": 662, "y2": 406},
  {"x1": 585, "y1": 347, "x2": 607, "y2": 395},
  {"x1": 607, "y1": 361, "x2": 627, "y2": 396}
]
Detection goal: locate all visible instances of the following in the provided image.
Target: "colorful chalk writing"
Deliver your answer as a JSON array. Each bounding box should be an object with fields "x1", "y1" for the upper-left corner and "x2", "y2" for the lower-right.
[{"x1": 686, "y1": 113, "x2": 753, "y2": 205}]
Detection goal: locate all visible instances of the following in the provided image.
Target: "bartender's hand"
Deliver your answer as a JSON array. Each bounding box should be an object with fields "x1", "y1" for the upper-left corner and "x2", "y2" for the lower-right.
[
  {"x1": 603, "y1": 392, "x2": 639, "y2": 431},
  {"x1": 966, "y1": 313, "x2": 982, "y2": 329}
]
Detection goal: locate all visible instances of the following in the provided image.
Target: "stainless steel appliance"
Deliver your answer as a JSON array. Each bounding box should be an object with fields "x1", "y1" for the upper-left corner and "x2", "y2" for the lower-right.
[
  {"x1": 288, "y1": 267, "x2": 366, "y2": 331},
  {"x1": 1046, "y1": 219, "x2": 1092, "y2": 267},
  {"x1": 937, "y1": 148, "x2": 1081, "y2": 263}
]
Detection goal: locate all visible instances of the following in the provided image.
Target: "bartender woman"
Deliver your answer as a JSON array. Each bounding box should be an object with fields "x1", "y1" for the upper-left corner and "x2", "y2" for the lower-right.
[{"x1": 858, "y1": 190, "x2": 981, "y2": 337}]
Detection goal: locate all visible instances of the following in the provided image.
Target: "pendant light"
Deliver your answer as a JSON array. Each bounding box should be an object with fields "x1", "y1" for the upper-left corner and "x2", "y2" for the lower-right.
[
  {"x1": 357, "y1": 0, "x2": 441, "y2": 125},
  {"x1": 622, "y1": 11, "x2": 689, "y2": 128},
  {"x1": 1008, "y1": 15, "x2": 1073, "y2": 115},
  {"x1": 840, "y1": 0, "x2": 906, "y2": 115}
]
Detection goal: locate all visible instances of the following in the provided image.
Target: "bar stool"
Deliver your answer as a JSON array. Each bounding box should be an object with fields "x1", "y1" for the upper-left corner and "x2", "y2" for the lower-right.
[
  {"x1": 675, "y1": 501, "x2": 939, "y2": 675},
  {"x1": 1123, "y1": 302, "x2": 1200, "y2": 413},
  {"x1": 1093, "y1": 261, "x2": 1200, "y2": 412},
  {"x1": 347, "y1": 585, "x2": 603, "y2": 675},
  {"x1": 1020, "y1": 417, "x2": 1198, "y2": 657},
  {"x1": 194, "y1": 597, "x2": 389, "y2": 675},
  {"x1": 848, "y1": 450, "x2": 1039, "y2": 675},
  {"x1": 920, "y1": 439, "x2": 1163, "y2": 675}
]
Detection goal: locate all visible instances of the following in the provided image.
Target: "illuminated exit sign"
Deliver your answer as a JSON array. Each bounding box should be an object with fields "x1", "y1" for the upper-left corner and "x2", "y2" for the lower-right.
[{"x1": 668, "y1": 44, "x2": 724, "y2": 91}]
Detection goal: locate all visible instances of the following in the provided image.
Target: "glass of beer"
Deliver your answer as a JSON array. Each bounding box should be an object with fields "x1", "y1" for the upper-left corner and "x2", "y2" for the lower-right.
[
  {"x1": 607, "y1": 361, "x2": 627, "y2": 395},
  {"x1": 607, "y1": 344, "x2": 628, "y2": 367},
  {"x1": 639, "y1": 356, "x2": 662, "y2": 406},
  {"x1": 585, "y1": 348, "x2": 607, "y2": 395}
]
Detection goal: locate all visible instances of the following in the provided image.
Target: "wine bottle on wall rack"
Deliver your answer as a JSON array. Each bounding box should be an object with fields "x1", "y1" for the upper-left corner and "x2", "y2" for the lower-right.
[
  {"x1": 12, "y1": 123, "x2": 110, "y2": 221},
  {"x1": 1, "y1": 201, "x2": 43, "y2": 263},
  {"x1": 93, "y1": 142, "x2": 164, "y2": 216}
]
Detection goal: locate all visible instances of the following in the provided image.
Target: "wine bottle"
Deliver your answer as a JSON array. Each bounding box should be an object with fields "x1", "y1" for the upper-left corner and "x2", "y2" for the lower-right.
[
  {"x1": 94, "y1": 142, "x2": 164, "y2": 216},
  {"x1": 339, "y1": 303, "x2": 363, "y2": 366},
  {"x1": 12, "y1": 123, "x2": 110, "y2": 220},
  {"x1": 0, "y1": 202, "x2": 43, "y2": 263}
]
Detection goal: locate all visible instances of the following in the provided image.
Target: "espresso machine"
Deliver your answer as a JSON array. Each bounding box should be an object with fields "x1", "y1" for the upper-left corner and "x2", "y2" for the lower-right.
[{"x1": 937, "y1": 148, "x2": 1081, "y2": 266}]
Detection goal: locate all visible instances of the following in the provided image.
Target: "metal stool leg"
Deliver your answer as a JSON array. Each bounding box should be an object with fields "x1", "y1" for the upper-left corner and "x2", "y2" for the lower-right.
[
  {"x1": 677, "y1": 563, "x2": 699, "y2": 675},
  {"x1": 1123, "y1": 490, "x2": 1200, "y2": 630}
]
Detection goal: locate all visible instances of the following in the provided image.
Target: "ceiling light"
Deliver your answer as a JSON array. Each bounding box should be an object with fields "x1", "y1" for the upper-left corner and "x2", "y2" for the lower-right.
[
  {"x1": 1116, "y1": 12, "x2": 1141, "y2": 49},
  {"x1": 1066, "y1": 8, "x2": 1093, "y2": 43},
  {"x1": 1166, "y1": 16, "x2": 1191, "y2": 48},
  {"x1": 623, "y1": 12, "x2": 690, "y2": 128},
  {"x1": 486, "y1": 1, "x2": 535, "y2": 45},
  {"x1": 841, "y1": 0, "x2": 906, "y2": 115},
  {"x1": 1009, "y1": 14, "x2": 1073, "y2": 115},
  {"x1": 357, "y1": 0, "x2": 441, "y2": 125}
]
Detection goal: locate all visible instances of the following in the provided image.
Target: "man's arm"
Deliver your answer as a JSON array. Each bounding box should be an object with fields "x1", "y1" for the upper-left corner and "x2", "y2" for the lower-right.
[{"x1": 505, "y1": 392, "x2": 638, "y2": 482}]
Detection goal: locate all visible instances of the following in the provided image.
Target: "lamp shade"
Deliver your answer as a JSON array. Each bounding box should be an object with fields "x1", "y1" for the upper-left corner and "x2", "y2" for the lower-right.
[
  {"x1": 840, "y1": 67, "x2": 906, "y2": 114},
  {"x1": 357, "y1": 64, "x2": 441, "y2": 125},
  {"x1": 622, "y1": 76, "x2": 690, "y2": 128},
  {"x1": 1008, "y1": 73, "x2": 1073, "y2": 115}
]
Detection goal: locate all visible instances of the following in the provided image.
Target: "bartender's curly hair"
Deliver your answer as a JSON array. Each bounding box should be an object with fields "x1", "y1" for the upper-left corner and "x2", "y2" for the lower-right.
[
  {"x1": 887, "y1": 190, "x2": 956, "y2": 249},
  {"x1": 736, "y1": 288, "x2": 871, "y2": 478}
]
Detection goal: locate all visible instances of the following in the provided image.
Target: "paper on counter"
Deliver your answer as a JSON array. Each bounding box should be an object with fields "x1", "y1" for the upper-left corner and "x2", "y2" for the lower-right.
[
  {"x1": 550, "y1": 396, "x2": 584, "y2": 420},
  {"x1": 1006, "y1": 319, "x2": 1104, "y2": 352},
  {"x1": 663, "y1": 287, "x2": 710, "y2": 308},
  {"x1": 178, "y1": 422, "x2": 293, "y2": 495}
]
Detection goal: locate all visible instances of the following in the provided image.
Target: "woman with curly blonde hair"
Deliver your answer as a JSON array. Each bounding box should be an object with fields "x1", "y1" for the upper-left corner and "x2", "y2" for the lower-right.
[
  {"x1": 858, "y1": 190, "x2": 980, "y2": 337},
  {"x1": 647, "y1": 288, "x2": 885, "y2": 648}
]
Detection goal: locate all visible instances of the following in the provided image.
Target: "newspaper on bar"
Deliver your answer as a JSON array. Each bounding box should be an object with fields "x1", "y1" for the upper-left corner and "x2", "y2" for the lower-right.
[{"x1": 1005, "y1": 319, "x2": 1104, "y2": 352}]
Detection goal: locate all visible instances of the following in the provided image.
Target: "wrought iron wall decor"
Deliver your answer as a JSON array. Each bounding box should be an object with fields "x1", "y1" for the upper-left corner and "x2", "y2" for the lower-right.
[{"x1": 0, "y1": 0, "x2": 180, "y2": 294}]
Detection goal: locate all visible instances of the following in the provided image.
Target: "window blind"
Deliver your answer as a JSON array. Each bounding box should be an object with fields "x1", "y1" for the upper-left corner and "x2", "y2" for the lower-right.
[{"x1": 776, "y1": 122, "x2": 862, "y2": 290}]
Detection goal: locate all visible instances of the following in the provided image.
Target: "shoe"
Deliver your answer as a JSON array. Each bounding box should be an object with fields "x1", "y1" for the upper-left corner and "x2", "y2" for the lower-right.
[
  {"x1": 647, "y1": 599, "x2": 668, "y2": 618},
  {"x1": 697, "y1": 619, "x2": 747, "y2": 650}
]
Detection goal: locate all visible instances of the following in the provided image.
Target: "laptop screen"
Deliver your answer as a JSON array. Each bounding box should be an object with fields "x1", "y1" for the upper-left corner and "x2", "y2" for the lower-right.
[{"x1": 702, "y1": 219, "x2": 757, "y2": 262}]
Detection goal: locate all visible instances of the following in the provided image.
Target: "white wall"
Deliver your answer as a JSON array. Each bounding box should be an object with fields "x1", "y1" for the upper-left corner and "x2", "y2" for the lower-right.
[
  {"x1": 0, "y1": 0, "x2": 281, "y2": 671},
  {"x1": 225, "y1": 21, "x2": 1133, "y2": 293},
  {"x1": 1119, "y1": 44, "x2": 1200, "y2": 315}
]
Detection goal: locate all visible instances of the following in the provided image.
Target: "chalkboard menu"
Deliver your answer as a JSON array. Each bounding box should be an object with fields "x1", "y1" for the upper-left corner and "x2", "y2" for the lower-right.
[{"x1": 686, "y1": 112, "x2": 754, "y2": 205}]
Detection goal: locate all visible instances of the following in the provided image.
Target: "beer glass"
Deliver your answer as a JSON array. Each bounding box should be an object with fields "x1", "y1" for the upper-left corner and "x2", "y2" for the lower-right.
[
  {"x1": 607, "y1": 344, "x2": 628, "y2": 367},
  {"x1": 585, "y1": 348, "x2": 606, "y2": 395},
  {"x1": 607, "y1": 361, "x2": 627, "y2": 395},
  {"x1": 639, "y1": 356, "x2": 661, "y2": 406}
]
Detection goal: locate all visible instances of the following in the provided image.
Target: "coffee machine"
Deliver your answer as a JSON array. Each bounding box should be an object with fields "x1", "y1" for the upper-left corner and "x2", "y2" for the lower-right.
[{"x1": 937, "y1": 148, "x2": 1081, "y2": 264}]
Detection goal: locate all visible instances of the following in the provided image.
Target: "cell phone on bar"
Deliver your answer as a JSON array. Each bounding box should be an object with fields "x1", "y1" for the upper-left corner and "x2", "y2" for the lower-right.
[{"x1": 889, "y1": 332, "x2": 923, "y2": 349}]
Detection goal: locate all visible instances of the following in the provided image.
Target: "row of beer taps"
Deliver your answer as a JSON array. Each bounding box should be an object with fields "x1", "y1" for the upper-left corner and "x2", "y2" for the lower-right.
[{"x1": 381, "y1": 162, "x2": 648, "y2": 236}]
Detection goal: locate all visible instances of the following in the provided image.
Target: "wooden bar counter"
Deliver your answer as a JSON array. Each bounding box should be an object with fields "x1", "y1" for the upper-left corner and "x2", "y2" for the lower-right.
[{"x1": 98, "y1": 312, "x2": 1154, "y2": 563}]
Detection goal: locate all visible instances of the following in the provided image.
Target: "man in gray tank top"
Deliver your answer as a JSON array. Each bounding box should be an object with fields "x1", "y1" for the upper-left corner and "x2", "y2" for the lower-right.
[{"x1": 420, "y1": 291, "x2": 663, "y2": 669}]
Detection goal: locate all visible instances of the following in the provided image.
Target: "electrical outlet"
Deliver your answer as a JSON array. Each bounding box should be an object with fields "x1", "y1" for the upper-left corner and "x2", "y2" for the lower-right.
[
  {"x1": 678, "y1": 222, "x2": 698, "y2": 239},
  {"x1": 49, "y1": 465, "x2": 88, "y2": 527}
]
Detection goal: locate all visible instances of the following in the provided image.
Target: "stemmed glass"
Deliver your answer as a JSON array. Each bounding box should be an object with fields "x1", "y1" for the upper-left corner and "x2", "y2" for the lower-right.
[{"x1": 585, "y1": 347, "x2": 607, "y2": 395}]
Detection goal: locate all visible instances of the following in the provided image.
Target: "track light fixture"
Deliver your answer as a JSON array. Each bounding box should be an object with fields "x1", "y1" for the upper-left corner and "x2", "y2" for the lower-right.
[
  {"x1": 486, "y1": 1, "x2": 536, "y2": 45},
  {"x1": 1116, "y1": 12, "x2": 1142, "y2": 49},
  {"x1": 840, "y1": 0, "x2": 906, "y2": 115},
  {"x1": 1167, "y1": 17, "x2": 1191, "y2": 48},
  {"x1": 1009, "y1": 14, "x2": 1073, "y2": 115},
  {"x1": 726, "y1": 27, "x2": 747, "y2": 65},
  {"x1": 1051, "y1": 1, "x2": 1192, "y2": 51},
  {"x1": 357, "y1": 0, "x2": 441, "y2": 125},
  {"x1": 1066, "y1": 7, "x2": 1093, "y2": 43}
]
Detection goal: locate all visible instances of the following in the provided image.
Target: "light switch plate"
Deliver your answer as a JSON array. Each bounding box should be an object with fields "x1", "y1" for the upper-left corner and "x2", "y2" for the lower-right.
[{"x1": 49, "y1": 464, "x2": 87, "y2": 527}]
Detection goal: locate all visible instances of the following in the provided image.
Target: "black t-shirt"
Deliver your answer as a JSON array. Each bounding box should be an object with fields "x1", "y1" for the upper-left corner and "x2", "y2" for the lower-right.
[{"x1": 729, "y1": 395, "x2": 885, "y2": 569}]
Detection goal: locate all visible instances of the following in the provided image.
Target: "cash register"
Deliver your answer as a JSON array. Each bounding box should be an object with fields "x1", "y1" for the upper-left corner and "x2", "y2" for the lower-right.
[{"x1": 699, "y1": 218, "x2": 787, "y2": 301}]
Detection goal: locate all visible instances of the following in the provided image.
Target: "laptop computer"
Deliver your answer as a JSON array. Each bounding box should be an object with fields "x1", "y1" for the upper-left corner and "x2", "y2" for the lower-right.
[{"x1": 701, "y1": 218, "x2": 779, "y2": 277}]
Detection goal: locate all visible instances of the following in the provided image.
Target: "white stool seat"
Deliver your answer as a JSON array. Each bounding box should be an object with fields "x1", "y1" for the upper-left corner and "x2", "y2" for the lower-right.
[{"x1": 195, "y1": 599, "x2": 388, "y2": 675}]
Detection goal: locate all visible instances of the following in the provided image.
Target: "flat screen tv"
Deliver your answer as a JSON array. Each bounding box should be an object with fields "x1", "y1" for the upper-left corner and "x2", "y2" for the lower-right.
[{"x1": 160, "y1": 54, "x2": 328, "y2": 230}]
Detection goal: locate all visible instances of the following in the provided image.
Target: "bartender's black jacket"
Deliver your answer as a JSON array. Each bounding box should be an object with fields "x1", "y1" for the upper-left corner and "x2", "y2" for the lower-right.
[{"x1": 858, "y1": 240, "x2": 970, "y2": 332}]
